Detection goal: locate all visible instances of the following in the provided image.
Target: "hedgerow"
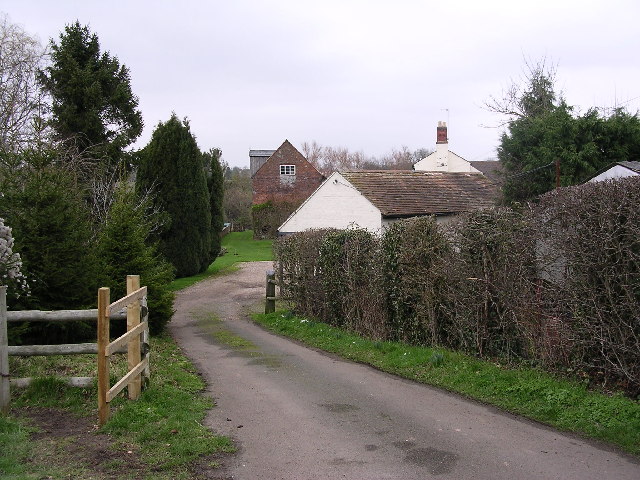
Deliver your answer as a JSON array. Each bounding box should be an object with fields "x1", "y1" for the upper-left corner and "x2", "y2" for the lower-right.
[{"x1": 274, "y1": 178, "x2": 640, "y2": 397}]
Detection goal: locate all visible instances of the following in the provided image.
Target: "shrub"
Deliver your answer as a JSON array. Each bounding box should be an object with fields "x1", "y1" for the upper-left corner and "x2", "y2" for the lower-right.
[
  {"x1": 0, "y1": 217, "x2": 29, "y2": 305},
  {"x1": 0, "y1": 153, "x2": 97, "y2": 343},
  {"x1": 95, "y1": 182, "x2": 175, "y2": 335},
  {"x1": 274, "y1": 179, "x2": 640, "y2": 396},
  {"x1": 443, "y1": 208, "x2": 538, "y2": 360},
  {"x1": 252, "y1": 201, "x2": 301, "y2": 239},
  {"x1": 275, "y1": 229, "x2": 331, "y2": 320},
  {"x1": 536, "y1": 178, "x2": 640, "y2": 395},
  {"x1": 381, "y1": 217, "x2": 450, "y2": 345},
  {"x1": 317, "y1": 229, "x2": 384, "y2": 337}
]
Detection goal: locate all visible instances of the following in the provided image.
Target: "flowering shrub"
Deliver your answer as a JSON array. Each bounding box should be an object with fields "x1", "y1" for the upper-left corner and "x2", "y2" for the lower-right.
[{"x1": 0, "y1": 217, "x2": 29, "y2": 300}]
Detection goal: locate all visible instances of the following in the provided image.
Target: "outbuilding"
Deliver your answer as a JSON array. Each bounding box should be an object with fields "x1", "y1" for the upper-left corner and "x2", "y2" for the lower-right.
[{"x1": 278, "y1": 170, "x2": 498, "y2": 235}]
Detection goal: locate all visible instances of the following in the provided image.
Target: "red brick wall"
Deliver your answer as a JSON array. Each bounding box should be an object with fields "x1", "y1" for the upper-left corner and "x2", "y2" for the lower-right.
[{"x1": 252, "y1": 140, "x2": 325, "y2": 205}]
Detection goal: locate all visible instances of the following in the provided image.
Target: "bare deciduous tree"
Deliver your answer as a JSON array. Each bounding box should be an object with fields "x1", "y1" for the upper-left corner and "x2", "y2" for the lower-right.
[
  {"x1": 301, "y1": 140, "x2": 430, "y2": 174},
  {"x1": 300, "y1": 140, "x2": 323, "y2": 169},
  {"x1": 484, "y1": 57, "x2": 559, "y2": 126},
  {"x1": 0, "y1": 14, "x2": 49, "y2": 152}
]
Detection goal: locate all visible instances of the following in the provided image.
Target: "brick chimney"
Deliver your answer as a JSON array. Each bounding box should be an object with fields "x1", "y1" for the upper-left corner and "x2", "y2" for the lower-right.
[
  {"x1": 434, "y1": 121, "x2": 449, "y2": 169},
  {"x1": 436, "y1": 121, "x2": 448, "y2": 144}
]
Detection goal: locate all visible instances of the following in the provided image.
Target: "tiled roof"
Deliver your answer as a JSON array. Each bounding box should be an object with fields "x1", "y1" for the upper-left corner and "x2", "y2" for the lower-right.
[
  {"x1": 619, "y1": 161, "x2": 640, "y2": 173},
  {"x1": 249, "y1": 149, "x2": 276, "y2": 157},
  {"x1": 341, "y1": 170, "x2": 498, "y2": 217},
  {"x1": 470, "y1": 160, "x2": 503, "y2": 184}
]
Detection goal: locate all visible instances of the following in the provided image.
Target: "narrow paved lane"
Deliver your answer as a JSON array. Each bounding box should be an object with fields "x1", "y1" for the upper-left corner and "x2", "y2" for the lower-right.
[{"x1": 169, "y1": 262, "x2": 639, "y2": 480}]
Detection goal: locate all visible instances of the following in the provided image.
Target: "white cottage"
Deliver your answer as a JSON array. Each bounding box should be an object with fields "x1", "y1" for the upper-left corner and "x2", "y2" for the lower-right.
[
  {"x1": 278, "y1": 170, "x2": 498, "y2": 235},
  {"x1": 414, "y1": 121, "x2": 482, "y2": 174}
]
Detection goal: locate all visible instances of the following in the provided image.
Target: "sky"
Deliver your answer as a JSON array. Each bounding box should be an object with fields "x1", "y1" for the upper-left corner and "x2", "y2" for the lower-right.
[{"x1": 2, "y1": 0, "x2": 639, "y2": 168}]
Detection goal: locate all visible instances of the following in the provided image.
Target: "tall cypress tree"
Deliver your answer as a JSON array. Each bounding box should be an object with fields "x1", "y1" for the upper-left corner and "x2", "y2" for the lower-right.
[
  {"x1": 136, "y1": 114, "x2": 211, "y2": 277},
  {"x1": 204, "y1": 148, "x2": 224, "y2": 258}
]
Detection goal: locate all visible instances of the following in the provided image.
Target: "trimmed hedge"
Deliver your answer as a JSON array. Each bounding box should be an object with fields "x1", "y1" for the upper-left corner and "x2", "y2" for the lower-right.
[{"x1": 274, "y1": 178, "x2": 640, "y2": 397}]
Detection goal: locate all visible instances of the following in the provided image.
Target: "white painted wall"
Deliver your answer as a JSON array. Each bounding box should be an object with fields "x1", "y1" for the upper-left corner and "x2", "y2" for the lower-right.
[
  {"x1": 588, "y1": 165, "x2": 639, "y2": 183},
  {"x1": 414, "y1": 143, "x2": 481, "y2": 173},
  {"x1": 279, "y1": 172, "x2": 383, "y2": 234}
]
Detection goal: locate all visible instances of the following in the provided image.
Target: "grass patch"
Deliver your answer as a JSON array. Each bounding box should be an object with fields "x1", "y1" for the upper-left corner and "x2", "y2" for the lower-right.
[
  {"x1": 170, "y1": 230, "x2": 273, "y2": 291},
  {"x1": 0, "y1": 415, "x2": 35, "y2": 479},
  {"x1": 254, "y1": 310, "x2": 640, "y2": 456},
  {"x1": 101, "y1": 334, "x2": 234, "y2": 469},
  {"x1": 4, "y1": 334, "x2": 233, "y2": 478},
  {"x1": 196, "y1": 312, "x2": 256, "y2": 350}
]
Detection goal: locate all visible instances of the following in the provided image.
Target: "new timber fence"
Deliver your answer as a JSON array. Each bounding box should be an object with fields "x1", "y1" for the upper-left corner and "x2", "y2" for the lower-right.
[{"x1": 0, "y1": 275, "x2": 150, "y2": 426}]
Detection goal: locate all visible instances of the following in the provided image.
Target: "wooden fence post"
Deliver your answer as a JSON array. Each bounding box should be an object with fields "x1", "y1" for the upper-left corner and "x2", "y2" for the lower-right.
[
  {"x1": 277, "y1": 262, "x2": 285, "y2": 299},
  {"x1": 265, "y1": 270, "x2": 276, "y2": 314},
  {"x1": 0, "y1": 286, "x2": 9, "y2": 414},
  {"x1": 126, "y1": 275, "x2": 141, "y2": 400},
  {"x1": 141, "y1": 295, "x2": 150, "y2": 386},
  {"x1": 97, "y1": 287, "x2": 110, "y2": 426}
]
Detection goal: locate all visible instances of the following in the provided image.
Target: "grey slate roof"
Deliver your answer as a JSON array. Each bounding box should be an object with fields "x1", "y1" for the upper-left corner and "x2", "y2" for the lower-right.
[
  {"x1": 341, "y1": 170, "x2": 498, "y2": 218},
  {"x1": 619, "y1": 161, "x2": 640, "y2": 173},
  {"x1": 470, "y1": 160, "x2": 503, "y2": 185},
  {"x1": 249, "y1": 150, "x2": 276, "y2": 157}
]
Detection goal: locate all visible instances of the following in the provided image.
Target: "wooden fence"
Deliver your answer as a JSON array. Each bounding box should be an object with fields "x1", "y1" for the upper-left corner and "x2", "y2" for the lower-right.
[{"x1": 0, "y1": 275, "x2": 149, "y2": 426}]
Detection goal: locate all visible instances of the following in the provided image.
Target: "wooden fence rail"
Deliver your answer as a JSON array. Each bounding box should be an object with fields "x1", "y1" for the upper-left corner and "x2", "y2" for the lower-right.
[{"x1": 0, "y1": 275, "x2": 149, "y2": 425}]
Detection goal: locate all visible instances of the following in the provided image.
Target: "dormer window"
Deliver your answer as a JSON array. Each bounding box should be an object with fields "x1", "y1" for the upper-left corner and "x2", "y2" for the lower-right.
[{"x1": 280, "y1": 165, "x2": 295, "y2": 175}]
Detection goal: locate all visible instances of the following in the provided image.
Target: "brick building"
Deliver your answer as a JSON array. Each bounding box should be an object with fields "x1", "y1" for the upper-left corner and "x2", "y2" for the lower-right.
[
  {"x1": 250, "y1": 139, "x2": 324, "y2": 237},
  {"x1": 251, "y1": 139, "x2": 324, "y2": 205}
]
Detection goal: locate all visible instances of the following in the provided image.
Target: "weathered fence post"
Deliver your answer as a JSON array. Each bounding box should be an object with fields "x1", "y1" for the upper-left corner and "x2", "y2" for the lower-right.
[
  {"x1": 277, "y1": 261, "x2": 285, "y2": 299},
  {"x1": 0, "y1": 286, "x2": 9, "y2": 414},
  {"x1": 127, "y1": 275, "x2": 141, "y2": 400},
  {"x1": 141, "y1": 295, "x2": 150, "y2": 386},
  {"x1": 265, "y1": 270, "x2": 276, "y2": 314},
  {"x1": 97, "y1": 287, "x2": 110, "y2": 426}
]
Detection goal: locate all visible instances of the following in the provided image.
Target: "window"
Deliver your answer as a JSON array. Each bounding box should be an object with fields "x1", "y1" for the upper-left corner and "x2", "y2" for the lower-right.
[{"x1": 280, "y1": 164, "x2": 295, "y2": 175}]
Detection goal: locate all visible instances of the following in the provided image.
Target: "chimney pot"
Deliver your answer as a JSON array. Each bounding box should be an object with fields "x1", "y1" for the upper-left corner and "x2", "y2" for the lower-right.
[{"x1": 436, "y1": 121, "x2": 448, "y2": 144}]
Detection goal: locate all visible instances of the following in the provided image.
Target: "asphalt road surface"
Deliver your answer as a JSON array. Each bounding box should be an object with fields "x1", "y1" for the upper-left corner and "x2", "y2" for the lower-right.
[{"x1": 169, "y1": 261, "x2": 639, "y2": 480}]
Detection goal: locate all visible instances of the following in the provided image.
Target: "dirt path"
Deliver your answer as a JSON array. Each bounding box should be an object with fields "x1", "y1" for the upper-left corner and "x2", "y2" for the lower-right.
[{"x1": 169, "y1": 262, "x2": 640, "y2": 480}]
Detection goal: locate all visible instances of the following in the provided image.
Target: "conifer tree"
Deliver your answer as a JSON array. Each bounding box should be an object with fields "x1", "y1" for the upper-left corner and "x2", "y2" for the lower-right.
[
  {"x1": 39, "y1": 22, "x2": 142, "y2": 166},
  {"x1": 0, "y1": 150, "x2": 96, "y2": 311},
  {"x1": 136, "y1": 114, "x2": 211, "y2": 277},
  {"x1": 204, "y1": 148, "x2": 224, "y2": 258},
  {"x1": 96, "y1": 182, "x2": 175, "y2": 334}
]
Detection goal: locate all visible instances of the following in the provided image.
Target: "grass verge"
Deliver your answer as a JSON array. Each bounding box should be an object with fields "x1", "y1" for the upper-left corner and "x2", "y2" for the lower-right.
[
  {"x1": 0, "y1": 415, "x2": 33, "y2": 479},
  {"x1": 254, "y1": 310, "x2": 640, "y2": 457},
  {"x1": 3, "y1": 334, "x2": 234, "y2": 479},
  {"x1": 170, "y1": 231, "x2": 273, "y2": 291}
]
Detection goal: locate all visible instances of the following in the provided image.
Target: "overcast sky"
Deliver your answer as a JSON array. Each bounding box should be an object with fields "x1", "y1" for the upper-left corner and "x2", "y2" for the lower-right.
[{"x1": 3, "y1": 0, "x2": 640, "y2": 167}]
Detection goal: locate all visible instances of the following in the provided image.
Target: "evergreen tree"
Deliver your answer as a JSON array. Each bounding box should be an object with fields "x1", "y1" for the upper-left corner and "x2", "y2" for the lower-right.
[
  {"x1": 204, "y1": 148, "x2": 224, "y2": 258},
  {"x1": 494, "y1": 60, "x2": 640, "y2": 203},
  {"x1": 95, "y1": 182, "x2": 175, "y2": 335},
  {"x1": 0, "y1": 150, "x2": 97, "y2": 311},
  {"x1": 499, "y1": 104, "x2": 640, "y2": 204},
  {"x1": 0, "y1": 149, "x2": 97, "y2": 343},
  {"x1": 39, "y1": 22, "x2": 142, "y2": 166},
  {"x1": 136, "y1": 114, "x2": 212, "y2": 277}
]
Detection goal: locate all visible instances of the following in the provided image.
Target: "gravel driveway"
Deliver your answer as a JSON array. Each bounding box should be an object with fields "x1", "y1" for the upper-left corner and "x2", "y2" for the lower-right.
[{"x1": 169, "y1": 261, "x2": 640, "y2": 480}]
